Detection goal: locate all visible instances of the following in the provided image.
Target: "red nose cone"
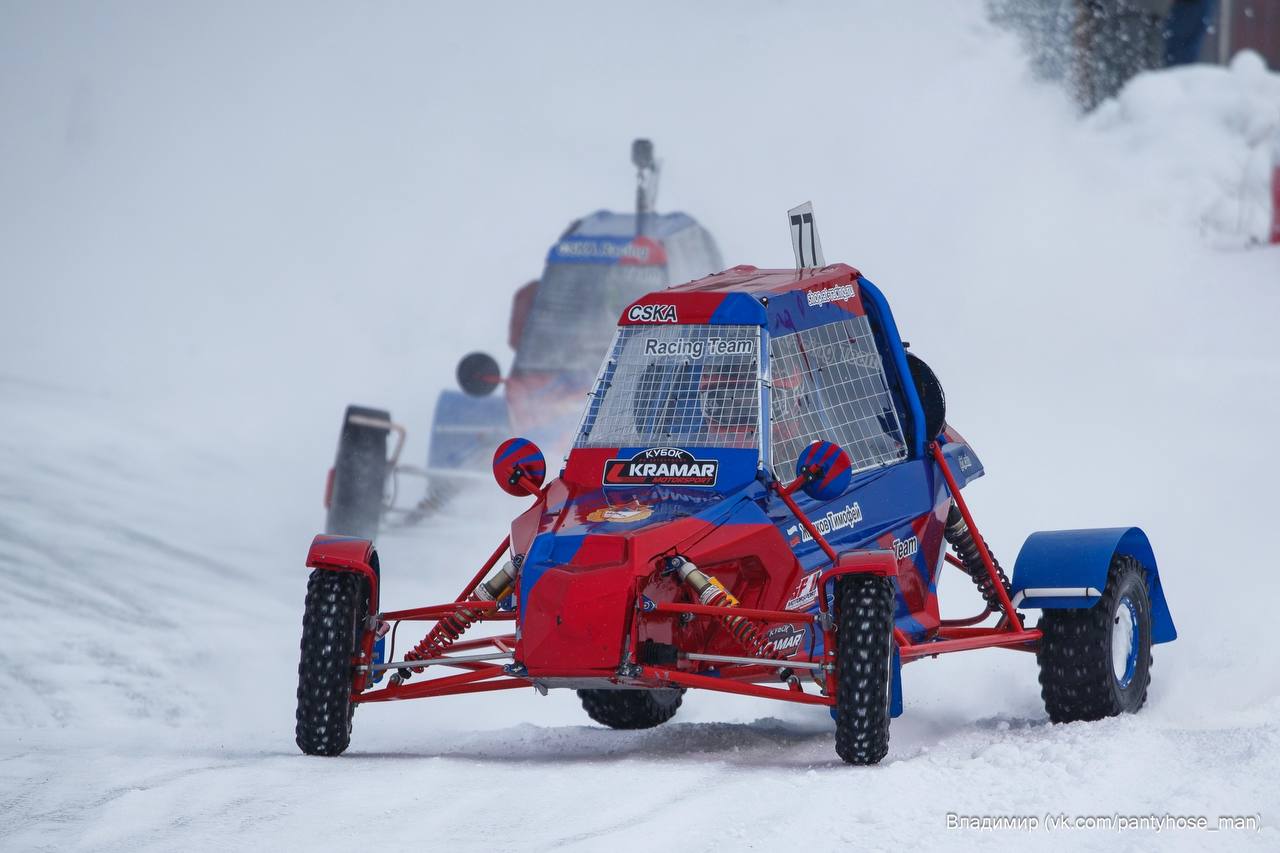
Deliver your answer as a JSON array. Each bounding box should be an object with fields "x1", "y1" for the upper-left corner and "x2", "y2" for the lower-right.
[{"x1": 520, "y1": 559, "x2": 636, "y2": 674}]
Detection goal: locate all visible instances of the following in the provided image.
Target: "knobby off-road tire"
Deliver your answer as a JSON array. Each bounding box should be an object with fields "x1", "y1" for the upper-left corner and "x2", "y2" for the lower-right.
[
  {"x1": 577, "y1": 688, "x2": 685, "y2": 729},
  {"x1": 834, "y1": 575, "x2": 895, "y2": 765},
  {"x1": 1036, "y1": 555, "x2": 1153, "y2": 723},
  {"x1": 296, "y1": 570, "x2": 368, "y2": 756},
  {"x1": 325, "y1": 405, "x2": 389, "y2": 541}
]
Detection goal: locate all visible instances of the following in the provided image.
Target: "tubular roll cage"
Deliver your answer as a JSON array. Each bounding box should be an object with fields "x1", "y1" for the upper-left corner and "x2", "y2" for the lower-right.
[{"x1": 349, "y1": 443, "x2": 1041, "y2": 707}]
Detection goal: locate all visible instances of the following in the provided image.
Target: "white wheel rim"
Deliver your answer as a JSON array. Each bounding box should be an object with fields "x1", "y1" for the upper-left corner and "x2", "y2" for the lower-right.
[{"x1": 1111, "y1": 596, "x2": 1139, "y2": 688}]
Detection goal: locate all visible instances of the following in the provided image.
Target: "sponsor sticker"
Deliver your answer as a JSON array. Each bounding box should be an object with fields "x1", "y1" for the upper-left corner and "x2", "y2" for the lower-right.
[
  {"x1": 784, "y1": 571, "x2": 821, "y2": 611},
  {"x1": 586, "y1": 503, "x2": 655, "y2": 524},
  {"x1": 643, "y1": 337, "x2": 755, "y2": 359},
  {"x1": 806, "y1": 283, "x2": 856, "y2": 307},
  {"x1": 548, "y1": 236, "x2": 663, "y2": 265},
  {"x1": 626, "y1": 303, "x2": 678, "y2": 324},
  {"x1": 763, "y1": 623, "x2": 807, "y2": 659},
  {"x1": 811, "y1": 341, "x2": 881, "y2": 370},
  {"x1": 603, "y1": 447, "x2": 718, "y2": 487},
  {"x1": 793, "y1": 502, "x2": 862, "y2": 543},
  {"x1": 893, "y1": 536, "x2": 919, "y2": 559}
]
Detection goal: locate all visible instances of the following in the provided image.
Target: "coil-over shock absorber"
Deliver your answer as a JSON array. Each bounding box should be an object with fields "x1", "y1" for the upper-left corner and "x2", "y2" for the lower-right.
[
  {"x1": 665, "y1": 556, "x2": 783, "y2": 660},
  {"x1": 396, "y1": 559, "x2": 518, "y2": 681},
  {"x1": 943, "y1": 504, "x2": 1012, "y2": 614}
]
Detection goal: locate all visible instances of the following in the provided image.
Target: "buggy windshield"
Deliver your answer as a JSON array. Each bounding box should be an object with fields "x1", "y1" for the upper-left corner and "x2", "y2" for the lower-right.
[
  {"x1": 513, "y1": 263, "x2": 669, "y2": 373},
  {"x1": 574, "y1": 325, "x2": 761, "y2": 450}
]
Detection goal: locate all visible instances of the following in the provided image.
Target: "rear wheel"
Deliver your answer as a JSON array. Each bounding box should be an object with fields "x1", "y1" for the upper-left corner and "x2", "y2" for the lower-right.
[
  {"x1": 325, "y1": 405, "x2": 390, "y2": 540},
  {"x1": 1036, "y1": 555, "x2": 1153, "y2": 723},
  {"x1": 834, "y1": 575, "x2": 895, "y2": 765},
  {"x1": 578, "y1": 688, "x2": 684, "y2": 729},
  {"x1": 295, "y1": 570, "x2": 367, "y2": 756}
]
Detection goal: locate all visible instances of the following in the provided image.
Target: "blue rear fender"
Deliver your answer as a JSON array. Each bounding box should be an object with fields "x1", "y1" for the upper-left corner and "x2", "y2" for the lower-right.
[{"x1": 1010, "y1": 527, "x2": 1176, "y2": 644}]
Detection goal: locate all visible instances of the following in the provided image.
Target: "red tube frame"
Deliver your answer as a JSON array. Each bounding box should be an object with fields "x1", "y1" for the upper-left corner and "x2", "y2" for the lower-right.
[
  {"x1": 766, "y1": 444, "x2": 1041, "y2": 680},
  {"x1": 639, "y1": 666, "x2": 833, "y2": 706},
  {"x1": 347, "y1": 441, "x2": 1042, "y2": 707},
  {"x1": 649, "y1": 601, "x2": 817, "y2": 624},
  {"x1": 929, "y1": 442, "x2": 1022, "y2": 628}
]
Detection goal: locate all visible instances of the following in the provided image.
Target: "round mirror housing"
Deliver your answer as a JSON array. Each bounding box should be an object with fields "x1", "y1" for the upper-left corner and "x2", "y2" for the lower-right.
[
  {"x1": 492, "y1": 438, "x2": 546, "y2": 496},
  {"x1": 457, "y1": 352, "x2": 502, "y2": 397},
  {"x1": 795, "y1": 440, "x2": 853, "y2": 502}
]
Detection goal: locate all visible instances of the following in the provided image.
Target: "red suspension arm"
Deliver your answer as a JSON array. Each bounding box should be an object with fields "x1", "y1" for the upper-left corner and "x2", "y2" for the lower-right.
[
  {"x1": 929, "y1": 442, "x2": 1023, "y2": 629},
  {"x1": 456, "y1": 536, "x2": 511, "y2": 602}
]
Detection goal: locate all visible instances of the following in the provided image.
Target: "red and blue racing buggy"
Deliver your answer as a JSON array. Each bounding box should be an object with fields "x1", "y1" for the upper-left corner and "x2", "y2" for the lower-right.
[
  {"x1": 296, "y1": 207, "x2": 1176, "y2": 764},
  {"x1": 322, "y1": 140, "x2": 722, "y2": 539}
]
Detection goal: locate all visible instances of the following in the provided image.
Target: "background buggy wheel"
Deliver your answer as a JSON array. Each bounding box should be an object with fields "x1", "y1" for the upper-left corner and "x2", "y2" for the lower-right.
[
  {"x1": 577, "y1": 688, "x2": 684, "y2": 729},
  {"x1": 295, "y1": 570, "x2": 367, "y2": 756},
  {"x1": 325, "y1": 405, "x2": 390, "y2": 541},
  {"x1": 1036, "y1": 555, "x2": 1153, "y2": 723},
  {"x1": 834, "y1": 575, "x2": 895, "y2": 765}
]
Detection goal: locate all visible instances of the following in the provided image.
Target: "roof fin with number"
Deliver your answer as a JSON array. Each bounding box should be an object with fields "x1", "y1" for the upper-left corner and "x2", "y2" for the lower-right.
[{"x1": 788, "y1": 201, "x2": 825, "y2": 270}]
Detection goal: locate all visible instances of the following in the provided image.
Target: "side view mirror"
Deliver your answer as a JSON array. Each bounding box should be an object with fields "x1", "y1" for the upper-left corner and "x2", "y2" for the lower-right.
[
  {"x1": 492, "y1": 437, "x2": 546, "y2": 496},
  {"x1": 789, "y1": 440, "x2": 852, "y2": 502},
  {"x1": 458, "y1": 352, "x2": 502, "y2": 397}
]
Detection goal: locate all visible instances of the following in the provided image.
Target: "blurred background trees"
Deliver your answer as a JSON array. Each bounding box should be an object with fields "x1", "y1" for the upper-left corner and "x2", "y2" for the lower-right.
[{"x1": 989, "y1": 0, "x2": 1279, "y2": 108}]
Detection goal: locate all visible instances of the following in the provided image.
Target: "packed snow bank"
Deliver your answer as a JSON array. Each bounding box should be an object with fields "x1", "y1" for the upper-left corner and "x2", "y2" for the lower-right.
[{"x1": 1085, "y1": 51, "x2": 1280, "y2": 246}]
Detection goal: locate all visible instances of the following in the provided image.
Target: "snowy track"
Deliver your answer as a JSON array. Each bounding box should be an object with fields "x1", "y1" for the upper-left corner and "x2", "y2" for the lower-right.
[{"x1": 3, "y1": 2, "x2": 1279, "y2": 850}]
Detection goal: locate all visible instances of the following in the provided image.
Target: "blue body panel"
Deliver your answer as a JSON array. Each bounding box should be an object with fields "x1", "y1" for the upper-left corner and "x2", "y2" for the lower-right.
[
  {"x1": 890, "y1": 645, "x2": 903, "y2": 717},
  {"x1": 708, "y1": 293, "x2": 769, "y2": 326},
  {"x1": 1011, "y1": 527, "x2": 1176, "y2": 644},
  {"x1": 939, "y1": 440, "x2": 984, "y2": 489}
]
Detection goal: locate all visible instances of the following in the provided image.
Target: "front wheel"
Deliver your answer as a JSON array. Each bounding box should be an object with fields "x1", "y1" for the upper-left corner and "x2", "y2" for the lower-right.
[
  {"x1": 833, "y1": 575, "x2": 895, "y2": 765},
  {"x1": 1036, "y1": 554, "x2": 1153, "y2": 723},
  {"x1": 296, "y1": 570, "x2": 367, "y2": 756}
]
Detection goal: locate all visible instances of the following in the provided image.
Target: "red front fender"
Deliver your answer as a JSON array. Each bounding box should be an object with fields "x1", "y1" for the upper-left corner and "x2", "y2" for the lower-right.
[
  {"x1": 306, "y1": 534, "x2": 380, "y2": 615},
  {"x1": 825, "y1": 549, "x2": 898, "y2": 581}
]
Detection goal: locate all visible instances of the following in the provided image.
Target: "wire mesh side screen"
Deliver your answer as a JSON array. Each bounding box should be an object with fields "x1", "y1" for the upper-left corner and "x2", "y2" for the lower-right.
[
  {"x1": 769, "y1": 317, "x2": 907, "y2": 478},
  {"x1": 575, "y1": 325, "x2": 762, "y2": 450}
]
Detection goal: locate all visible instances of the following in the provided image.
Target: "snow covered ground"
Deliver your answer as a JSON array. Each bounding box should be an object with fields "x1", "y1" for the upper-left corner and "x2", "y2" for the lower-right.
[{"x1": 2, "y1": 2, "x2": 1278, "y2": 850}]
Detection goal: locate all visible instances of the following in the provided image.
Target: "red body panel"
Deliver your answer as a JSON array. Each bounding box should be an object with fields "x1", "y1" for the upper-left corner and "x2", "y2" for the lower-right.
[{"x1": 306, "y1": 534, "x2": 379, "y2": 615}]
